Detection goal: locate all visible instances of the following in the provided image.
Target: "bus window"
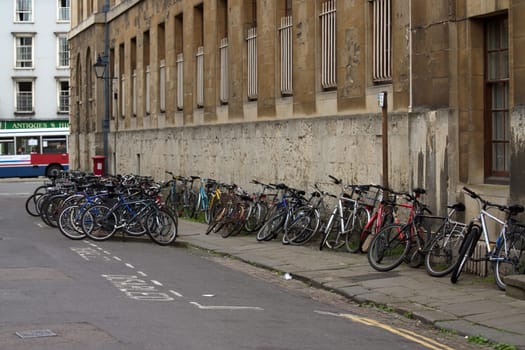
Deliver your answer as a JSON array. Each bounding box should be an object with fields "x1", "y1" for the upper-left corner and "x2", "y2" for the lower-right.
[
  {"x1": 42, "y1": 136, "x2": 67, "y2": 154},
  {"x1": 17, "y1": 137, "x2": 40, "y2": 154},
  {"x1": 0, "y1": 138, "x2": 15, "y2": 155}
]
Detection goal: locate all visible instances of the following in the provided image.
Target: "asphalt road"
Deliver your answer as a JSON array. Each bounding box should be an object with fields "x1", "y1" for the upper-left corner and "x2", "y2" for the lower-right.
[{"x1": 0, "y1": 180, "x2": 481, "y2": 350}]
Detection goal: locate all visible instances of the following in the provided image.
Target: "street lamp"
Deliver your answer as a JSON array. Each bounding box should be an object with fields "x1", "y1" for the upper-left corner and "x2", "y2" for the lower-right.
[{"x1": 93, "y1": 53, "x2": 111, "y2": 175}]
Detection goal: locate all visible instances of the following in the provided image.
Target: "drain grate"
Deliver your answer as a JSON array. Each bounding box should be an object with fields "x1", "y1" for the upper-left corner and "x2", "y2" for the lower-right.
[{"x1": 16, "y1": 329, "x2": 57, "y2": 339}]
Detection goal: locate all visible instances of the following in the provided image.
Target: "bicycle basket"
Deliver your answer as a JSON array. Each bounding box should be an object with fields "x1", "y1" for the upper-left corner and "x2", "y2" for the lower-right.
[{"x1": 361, "y1": 187, "x2": 381, "y2": 208}]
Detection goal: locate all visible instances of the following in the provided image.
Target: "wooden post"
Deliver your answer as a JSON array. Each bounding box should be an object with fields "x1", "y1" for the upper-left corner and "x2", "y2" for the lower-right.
[{"x1": 379, "y1": 92, "x2": 388, "y2": 189}]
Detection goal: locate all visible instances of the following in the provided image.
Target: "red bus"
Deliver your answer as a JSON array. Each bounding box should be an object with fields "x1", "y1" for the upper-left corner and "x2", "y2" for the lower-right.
[{"x1": 0, "y1": 120, "x2": 69, "y2": 178}]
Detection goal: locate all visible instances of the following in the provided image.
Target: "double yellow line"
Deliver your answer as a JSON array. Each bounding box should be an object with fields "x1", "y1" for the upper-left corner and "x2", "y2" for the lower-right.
[{"x1": 315, "y1": 310, "x2": 455, "y2": 350}]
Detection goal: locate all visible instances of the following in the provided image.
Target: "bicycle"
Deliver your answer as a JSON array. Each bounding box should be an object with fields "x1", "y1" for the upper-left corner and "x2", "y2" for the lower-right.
[
  {"x1": 450, "y1": 187, "x2": 525, "y2": 290},
  {"x1": 318, "y1": 176, "x2": 366, "y2": 251},
  {"x1": 423, "y1": 202, "x2": 467, "y2": 277},
  {"x1": 282, "y1": 183, "x2": 328, "y2": 245},
  {"x1": 347, "y1": 184, "x2": 399, "y2": 254},
  {"x1": 366, "y1": 188, "x2": 429, "y2": 272}
]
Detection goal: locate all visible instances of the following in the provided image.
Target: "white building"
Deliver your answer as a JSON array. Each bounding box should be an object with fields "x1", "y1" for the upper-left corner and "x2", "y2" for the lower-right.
[{"x1": 0, "y1": 0, "x2": 70, "y2": 123}]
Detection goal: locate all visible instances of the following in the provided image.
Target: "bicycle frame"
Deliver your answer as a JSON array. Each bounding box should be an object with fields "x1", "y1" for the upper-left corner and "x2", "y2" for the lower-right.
[{"x1": 472, "y1": 202, "x2": 507, "y2": 260}]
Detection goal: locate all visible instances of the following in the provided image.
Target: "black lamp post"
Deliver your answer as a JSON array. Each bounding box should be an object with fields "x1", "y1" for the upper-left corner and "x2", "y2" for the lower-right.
[{"x1": 93, "y1": 0, "x2": 111, "y2": 175}]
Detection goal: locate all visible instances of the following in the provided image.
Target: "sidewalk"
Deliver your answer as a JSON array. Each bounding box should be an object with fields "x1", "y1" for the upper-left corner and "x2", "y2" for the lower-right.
[{"x1": 176, "y1": 219, "x2": 525, "y2": 349}]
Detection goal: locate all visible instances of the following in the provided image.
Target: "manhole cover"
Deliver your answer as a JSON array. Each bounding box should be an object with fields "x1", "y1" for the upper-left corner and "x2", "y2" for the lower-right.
[{"x1": 15, "y1": 329, "x2": 57, "y2": 339}]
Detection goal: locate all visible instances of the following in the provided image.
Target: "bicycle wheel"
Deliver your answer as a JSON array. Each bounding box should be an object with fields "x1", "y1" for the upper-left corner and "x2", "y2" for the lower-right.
[
  {"x1": 367, "y1": 224, "x2": 411, "y2": 272},
  {"x1": 425, "y1": 225, "x2": 464, "y2": 277},
  {"x1": 147, "y1": 208, "x2": 178, "y2": 246},
  {"x1": 450, "y1": 225, "x2": 481, "y2": 284},
  {"x1": 25, "y1": 193, "x2": 43, "y2": 217},
  {"x1": 345, "y1": 207, "x2": 368, "y2": 253},
  {"x1": 407, "y1": 223, "x2": 432, "y2": 268},
  {"x1": 182, "y1": 190, "x2": 197, "y2": 218},
  {"x1": 319, "y1": 211, "x2": 337, "y2": 250},
  {"x1": 256, "y1": 209, "x2": 285, "y2": 241},
  {"x1": 58, "y1": 204, "x2": 87, "y2": 240},
  {"x1": 284, "y1": 206, "x2": 320, "y2": 246},
  {"x1": 81, "y1": 205, "x2": 117, "y2": 241},
  {"x1": 493, "y1": 231, "x2": 525, "y2": 291},
  {"x1": 244, "y1": 202, "x2": 268, "y2": 233}
]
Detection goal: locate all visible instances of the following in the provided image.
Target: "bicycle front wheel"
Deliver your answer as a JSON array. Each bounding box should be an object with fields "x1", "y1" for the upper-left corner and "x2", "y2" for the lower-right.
[
  {"x1": 367, "y1": 224, "x2": 411, "y2": 272},
  {"x1": 58, "y1": 204, "x2": 87, "y2": 240},
  {"x1": 450, "y1": 225, "x2": 481, "y2": 284},
  {"x1": 284, "y1": 206, "x2": 320, "y2": 246},
  {"x1": 494, "y1": 230, "x2": 525, "y2": 291},
  {"x1": 345, "y1": 207, "x2": 369, "y2": 253},
  {"x1": 425, "y1": 226, "x2": 464, "y2": 277}
]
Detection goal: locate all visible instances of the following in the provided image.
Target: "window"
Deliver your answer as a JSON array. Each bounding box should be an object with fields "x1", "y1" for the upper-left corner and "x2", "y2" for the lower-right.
[
  {"x1": 57, "y1": 34, "x2": 69, "y2": 68},
  {"x1": 485, "y1": 16, "x2": 509, "y2": 179},
  {"x1": 15, "y1": 80, "x2": 34, "y2": 113},
  {"x1": 58, "y1": 79, "x2": 69, "y2": 113},
  {"x1": 57, "y1": 0, "x2": 70, "y2": 22},
  {"x1": 0, "y1": 138, "x2": 15, "y2": 155},
  {"x1": 320, "y1": 0, "x2": 336, "y2": 89},
  {"x1": 15, "y1": 0, "x2": 32, "y2": 22},
  {"x1": 15, "y1": 35, "x2": 34, "y2": 68},
  {"x1": 371, "y1": 0, "x2": 392, "y2": 83}
]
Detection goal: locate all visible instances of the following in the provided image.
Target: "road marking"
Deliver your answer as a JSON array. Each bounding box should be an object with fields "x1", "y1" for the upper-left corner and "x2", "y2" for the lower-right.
[
  {"x1": 125, "y1": 263, "x2": 135, "y2": 269},
  {"x1": 137, "y1": 271, "x2": 147, "y2": 277},
  {"x1": 113, "y1": 256, "x2": 122, "y2": 261},
  {"x1": 102, "y1": 274, "x2": 174, "y2": 301},
  {"x1": 70, "y1": 247, "x2": 100, "y2": 261},
  {"x1": 170, "y1": 290, "x2": 183, "y2": 298},
  {"x1": 190, "y1": 302, "x2": 263, "y2": 311},
  {"x1": 151, "y1": 280, "x2": 163, "y2": 286},
  {"x1": 315, "y1": 311, "x2": 455, "y2": 350}
]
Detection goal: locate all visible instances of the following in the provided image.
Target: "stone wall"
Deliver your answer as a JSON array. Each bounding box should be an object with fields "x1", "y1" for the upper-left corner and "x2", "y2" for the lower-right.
[{"x1": 106, "y1": 110, "x2": 454, "y2": 214}]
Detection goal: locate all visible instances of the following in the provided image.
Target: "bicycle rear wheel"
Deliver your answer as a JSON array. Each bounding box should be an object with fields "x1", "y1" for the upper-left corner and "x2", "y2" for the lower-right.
[
  {"x1": 493, "y1": 230, "x2": 525, "y2": 291},
  {"x1": 425, "y1": 225, "x2": 464, "y2": 277},
  {"x1": 147, "y1": 208, "x2": 178, "y2": 245},
  {"x1": 256, "y1": 209, "x2": 285, "y2": 241},
  {"x1": 450, "y1": 225, "x2": 481, "y2": 284},
  {"x1": 367, "y1": 224, "x2": 411, "y2": 272},
  {"x1": 345, "y1": 207, "x2": 368, "y2": 253},
  {"x1": 81, "y1": 205, "x2": 117, "y2": 241}
]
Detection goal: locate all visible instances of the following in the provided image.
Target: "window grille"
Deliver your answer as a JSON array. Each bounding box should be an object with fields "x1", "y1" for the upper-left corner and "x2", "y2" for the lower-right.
[
  {"x1": 247, "y1": 27, "x2": 257, "y2": 100},
  {"x1": 196, "y1": 46, "x2": 204, "y2": 108},
  {"x1": 145, "y1": 66, "x2": 151, "y2": 114},
  {"x1": 121, "y1": 75, "x2": 126, "y2": 117},
  {"x1": 279, "y1": 16, "x2": 293, "y2": 95},
  {"x1": 176, "y1": 53, "x2": 184, "y2": 110},
  {"x1": 219, "y1": 37, "x2": 229, "y2": 104},
  {"x1": 159, "y1": 60, "x2": 166, "y2": 112},
  {"x1": 132, "y1": 70, "x2": 137, "y2": 116},
  {"x1": 320, "y1": 0, "x2": 336, "y2": 89},
  {"x1": 372, "y1": 0, "x2": 392, "y2": 83}
]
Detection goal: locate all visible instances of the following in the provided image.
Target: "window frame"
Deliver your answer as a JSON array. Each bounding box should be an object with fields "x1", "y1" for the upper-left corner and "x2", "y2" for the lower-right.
[
  {"x1": 14, "y1": 0, "x2": 33, "y2": 23},
  {"x1": 57, "y1": 78, "x2": 70, "y2": 114},
  {"x1": 14, "y1": 33, "x2": 35, "y2": 69},
  {"x1": 14, "y1": 79, "x2": 35, "y2": 114},
  {"x1": 57, "y1": 33, "x2": 69, "y2": 68},
  {"x1": 484, "y1": 15, "x2": 510, "y2": 181},
  {"x1": 57, "y1": 0, "x2": 71, "y2": 22}
]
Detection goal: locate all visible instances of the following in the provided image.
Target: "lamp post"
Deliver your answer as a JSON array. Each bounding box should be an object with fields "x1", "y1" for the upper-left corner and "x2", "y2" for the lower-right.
[
  {"x1": 93, "y1": 54, "x2": 110, "y2": 175},
  {"x1": 93, "y1": 0, "x2": 111, "y2": 175}
]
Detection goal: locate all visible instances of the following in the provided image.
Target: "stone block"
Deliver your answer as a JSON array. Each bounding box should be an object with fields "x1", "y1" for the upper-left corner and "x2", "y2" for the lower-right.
[{"x1": 505, "y1": 275, "x2": 525, "y2": 300}]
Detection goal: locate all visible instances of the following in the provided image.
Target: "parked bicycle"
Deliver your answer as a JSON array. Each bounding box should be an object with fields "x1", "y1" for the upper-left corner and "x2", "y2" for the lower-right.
[{"x1": 450, "y1": 187, "x2": 525, "y2": 290}]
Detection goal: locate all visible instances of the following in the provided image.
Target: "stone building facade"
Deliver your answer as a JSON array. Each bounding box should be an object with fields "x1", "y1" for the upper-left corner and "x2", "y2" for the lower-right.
[{"x1": 69, "y1": 0, "x2": 525, "y2": 221}]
